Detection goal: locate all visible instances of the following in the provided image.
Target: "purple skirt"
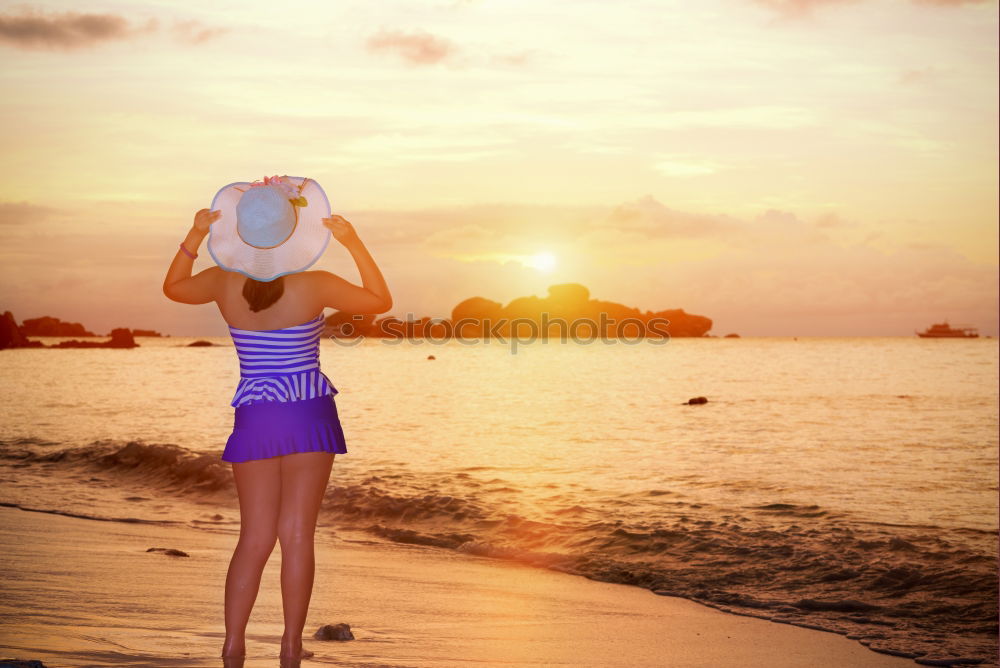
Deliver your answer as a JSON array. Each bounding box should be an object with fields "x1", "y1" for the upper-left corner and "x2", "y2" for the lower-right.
[{"x1": 222, "y1": 394, "x2": 348, "y2": 463}]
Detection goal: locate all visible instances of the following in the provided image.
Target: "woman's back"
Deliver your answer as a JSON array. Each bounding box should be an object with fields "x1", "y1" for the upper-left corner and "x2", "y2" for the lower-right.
[
  {"x1": 215, "y1": 269, "x2": 323, "y2": 331},
  {"x1": 212, "y1": 269, "x2": 341, "y2": 407}
]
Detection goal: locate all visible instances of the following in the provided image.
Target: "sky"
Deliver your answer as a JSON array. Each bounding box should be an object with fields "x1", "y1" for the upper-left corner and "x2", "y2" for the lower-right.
[{"x1": 0, "y1": 0, "x2": 997, "y2": 337}]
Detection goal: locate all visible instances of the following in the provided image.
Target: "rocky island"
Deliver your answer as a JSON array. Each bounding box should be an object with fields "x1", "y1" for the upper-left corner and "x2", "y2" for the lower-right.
[
  {"x1": 20, "y1": 316, "x2": 96, "y2": 337},
  {"x1": 323, "y1": 283, "x2": 714, "y2": 339},
  {"x1": 1, "y1": 311, "x2": 138, "y2": 349}
]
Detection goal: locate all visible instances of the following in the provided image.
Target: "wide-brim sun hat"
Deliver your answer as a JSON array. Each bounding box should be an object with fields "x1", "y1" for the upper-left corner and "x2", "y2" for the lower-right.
[{"x1": 207, "y1": 174, "x2": 332, "y2": 282}]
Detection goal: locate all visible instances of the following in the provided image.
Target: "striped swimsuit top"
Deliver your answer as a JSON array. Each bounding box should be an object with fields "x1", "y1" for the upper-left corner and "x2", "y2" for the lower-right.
[{"x1": 227, "y1": 313, "x2": 337, "y2": 408}]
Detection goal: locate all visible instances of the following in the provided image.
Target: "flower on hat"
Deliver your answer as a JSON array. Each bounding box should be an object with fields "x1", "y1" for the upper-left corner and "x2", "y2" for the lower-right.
[{"x1": 248, "y1": 175, "x2": 308, "y2": 207}]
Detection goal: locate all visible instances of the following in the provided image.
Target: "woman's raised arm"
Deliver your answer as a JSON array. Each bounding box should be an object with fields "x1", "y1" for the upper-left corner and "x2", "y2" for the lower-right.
[
  {"x1": 308, "y1": 215, "x2": 392, "y2": 314},
  {"x1": 162, "y1": 209, "x2": 223, "y2": 304}
]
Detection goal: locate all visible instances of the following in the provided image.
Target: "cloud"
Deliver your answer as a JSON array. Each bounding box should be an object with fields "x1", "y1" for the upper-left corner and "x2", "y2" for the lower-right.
[
  {"x1": 490, "y1": 49, "x2": 535, "y2": 67},
  {"x1": 813, "y1": 212, "x2": 859, "y2": 229},
  {"x1": 601, "y1": 195, "x2": 737, "y2": 239},
  {"x1": 170, "y1": 19, "x2": 228, "y2": 45},
  {"x1": 0, "y1": 201, "x2": 59, "y2": 225},
  {"x1": 0, "y1": 8, "x2": 225, "y2": 50},
  {"x1": 390, "y1": 195, "x2": 832, "y2": 260},
  {"x1": 898, "y1": 66, "x2": 942, "y2": 85},
  {"x1": 0, "y1": 8, "x2": 153, "y2": 50},
  {"x1": 365, "y1": 28, "x2": 457, "y2": 65}
]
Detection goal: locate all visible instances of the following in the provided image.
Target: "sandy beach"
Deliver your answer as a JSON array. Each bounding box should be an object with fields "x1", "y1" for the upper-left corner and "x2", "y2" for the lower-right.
[{"x1": 0, "y1": 504, "x2": 918, "y2": 668}]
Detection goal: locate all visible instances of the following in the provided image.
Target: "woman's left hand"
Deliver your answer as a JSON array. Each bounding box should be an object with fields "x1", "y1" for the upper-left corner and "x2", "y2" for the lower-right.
[
  {"x1": 323, "y1": 214, "x2": 361, "y2": 247},
  {"x1": 193, "y1": 209, "x2": 221, "y2": 235}
]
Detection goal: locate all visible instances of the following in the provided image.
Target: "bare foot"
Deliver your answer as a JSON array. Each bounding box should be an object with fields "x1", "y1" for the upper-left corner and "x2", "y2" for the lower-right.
[
  {"x1": 222, "y1": 654, "x2": 247, "y2": 668},
  {"x1": 279, "y1": 638, "x2": 314, "y2": 660}
]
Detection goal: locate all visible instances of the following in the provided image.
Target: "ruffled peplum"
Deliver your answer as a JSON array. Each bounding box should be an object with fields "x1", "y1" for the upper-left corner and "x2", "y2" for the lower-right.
[{"x1": 230, "y1": 369, "x2": 338, "y2": 408}]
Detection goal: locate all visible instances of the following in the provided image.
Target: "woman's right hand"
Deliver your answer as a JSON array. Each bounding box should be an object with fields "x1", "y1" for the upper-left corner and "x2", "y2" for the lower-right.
[
  {"x1": 322, "y1": 214, "x2": 361, "y2": 247},
  {"x1": 193, "y1": 208, "x2": 220, "y2": 235}
]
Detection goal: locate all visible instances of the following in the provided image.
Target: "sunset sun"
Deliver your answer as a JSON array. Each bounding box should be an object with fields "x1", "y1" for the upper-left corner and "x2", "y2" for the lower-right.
[{"x1": 525, "y1": 252, "x2": 557, "y2": 273}]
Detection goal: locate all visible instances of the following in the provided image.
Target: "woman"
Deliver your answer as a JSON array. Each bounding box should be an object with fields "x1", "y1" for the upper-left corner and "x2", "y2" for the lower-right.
[{"x1": 161, "y1": 175, "x2": 391, "y2": 661}]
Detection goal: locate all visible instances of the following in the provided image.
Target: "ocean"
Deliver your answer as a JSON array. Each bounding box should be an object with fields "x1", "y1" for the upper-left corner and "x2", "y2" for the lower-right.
[{"x1": 1, "y1": 334, "x2": 997, "y2": 663}]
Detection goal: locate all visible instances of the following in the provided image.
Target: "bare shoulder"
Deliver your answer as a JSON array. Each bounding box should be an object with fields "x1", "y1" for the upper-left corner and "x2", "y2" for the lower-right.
[
  {"x1": 300, "y1": 268, "x2": 338, "y2": 279},
  {"x1": 294, "y1": 269, "x2": 390, "y2": 313},
  {"x1": 297, "y1": 269, "x2": 342, "y2": 286},
  {"x1": 292, "y1": 270, "x2": 341, "y2": 305}
]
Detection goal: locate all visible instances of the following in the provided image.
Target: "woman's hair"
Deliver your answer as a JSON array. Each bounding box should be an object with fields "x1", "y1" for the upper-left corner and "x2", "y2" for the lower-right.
[{"x1": 242, "y1": 276, "x2": 285, "y2": 312}]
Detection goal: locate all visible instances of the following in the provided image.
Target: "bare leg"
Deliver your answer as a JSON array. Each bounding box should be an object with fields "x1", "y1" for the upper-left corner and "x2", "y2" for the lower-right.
[
  {"x1": 277, "y1": 451, "x2": 335, "y2": 660},
  {"x1": 222, "y1": 457, "x2": 281, "y2": 658}
]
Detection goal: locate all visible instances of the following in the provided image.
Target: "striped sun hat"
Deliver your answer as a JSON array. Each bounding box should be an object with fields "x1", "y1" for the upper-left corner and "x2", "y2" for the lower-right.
[{"x1": 207, "y1": 175, "x2": 332, "y2": 282}]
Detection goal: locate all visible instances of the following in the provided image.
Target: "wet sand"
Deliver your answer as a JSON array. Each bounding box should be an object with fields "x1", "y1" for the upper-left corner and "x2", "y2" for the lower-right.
[{"x1": 0, "y1": 504, "x2": 916, "y2": 667}]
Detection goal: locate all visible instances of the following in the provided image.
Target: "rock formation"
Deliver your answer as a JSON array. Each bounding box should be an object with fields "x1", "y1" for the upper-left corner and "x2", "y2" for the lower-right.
[
  {"x1": 20, "y1": 316, "x2": 95, "y2": 337},
  {"x1": 49, "y1": 328, "x2": 138, "y2": 349},
  {"x1": 0, "y1": 311, "x2": 139, "y2": 349},
  {"x1": 326, "y1": 283, "x2": 713, "y2": 338},
  {"x1": 1, "y1": 311, "x2": 40, "y2": 349}
]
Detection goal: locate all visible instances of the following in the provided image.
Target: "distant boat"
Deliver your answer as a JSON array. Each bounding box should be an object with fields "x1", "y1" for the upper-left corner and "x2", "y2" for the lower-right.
[{"x1": 915, "y1": 322, "x2": 979, "y2": 338}]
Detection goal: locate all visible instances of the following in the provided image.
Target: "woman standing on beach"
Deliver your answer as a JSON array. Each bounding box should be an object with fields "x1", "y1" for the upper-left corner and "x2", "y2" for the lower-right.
[{"x1": 161, "y1": 175, "x2": 392, "y2": 661}]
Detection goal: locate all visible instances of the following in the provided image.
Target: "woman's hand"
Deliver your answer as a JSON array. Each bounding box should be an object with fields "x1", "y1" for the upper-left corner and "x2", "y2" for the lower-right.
[
  {"x1": 323, "y1": 214, "x2": 361, "y2": 247},
  {"x1": 193, "y1": 209, "x2": 221, "y2": 235}
]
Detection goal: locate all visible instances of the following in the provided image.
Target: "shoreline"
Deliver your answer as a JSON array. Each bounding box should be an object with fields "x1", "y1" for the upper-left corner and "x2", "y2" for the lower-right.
[{"x1": 0, "y1": 505, "x2": 919, "y2": 668}]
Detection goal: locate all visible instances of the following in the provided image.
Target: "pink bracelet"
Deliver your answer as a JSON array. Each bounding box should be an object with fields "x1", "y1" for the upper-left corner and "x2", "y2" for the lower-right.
[{"x1": 179, "y1": 242, "x2": 198, "y2": 259}]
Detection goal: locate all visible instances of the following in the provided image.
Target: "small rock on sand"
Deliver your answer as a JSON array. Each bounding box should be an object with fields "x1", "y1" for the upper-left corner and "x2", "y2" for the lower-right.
[{"x1": 313, "y1": 623, "x2": 355, "y2": 641}]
